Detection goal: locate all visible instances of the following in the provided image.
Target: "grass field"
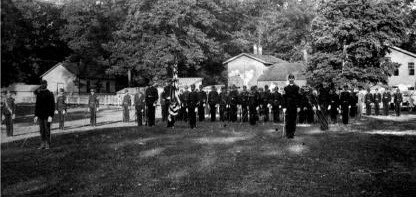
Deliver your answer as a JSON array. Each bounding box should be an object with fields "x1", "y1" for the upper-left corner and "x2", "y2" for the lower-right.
[{"x1": 2, "y1": 116, "x2": 416, "y2": 196}]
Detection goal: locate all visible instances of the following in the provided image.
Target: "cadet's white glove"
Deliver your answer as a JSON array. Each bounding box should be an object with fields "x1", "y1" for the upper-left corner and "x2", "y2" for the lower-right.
[
  {"x1": 313, "y1": 106, "x2": 316, "y2": 111},
  {"x1": 303, "y1": 107, "x2": 307, "y2": 110},
  {"x1": 34, "y1": 116, "x2": 38, "y2": 123},
  {"x1": 153, "y1": 103, "x2": 156, "y2": 107},
  {"x1": 297, "y1": 108, "x2": 301, "y2": 113},
  {"x1": 12, "y1": 114, "x2": 15, "y2": 120},
  {"x1": 338, "y1": 109, "x2": 341, "y2": 113},
  {"x1": 96, "y1": 107, "x2": 100, "y2": 112},
  {"x1": 283, "y1": 108, "x2": 287, "y2": 113},
  {"x1": 47, "y1": 116, "x2": 52, "y2": 123},
  {"x1": 328, "y1": 106, "x2": 331, "y2": 110},
  {"x1": 63, "y1": 111, "x2": 66, "y2": 115},
  {"x1": 203, "y1": 104, "x2": 206, "y2": 107},
  {"x1": 167, "y1": 96, "x2": 171, "y2": 100},
  {"x1": 195, "y1": 108, "x2": 197, "y2": 112},
  {"x1": 88, "y1": 108, "x2": 90, "y2": 112},
  {"x1": 318, "y1": 106, "x2": 321, "y2": 111},
  {"x1": 2, "y1": 116, "x2": 4, "y2": 121},
  {"x1": 55, "y1": 110, "x2": 58, "y2": 114},
  {"x1": 186, "y1": 108, "x2": 188, "y2": 112}
]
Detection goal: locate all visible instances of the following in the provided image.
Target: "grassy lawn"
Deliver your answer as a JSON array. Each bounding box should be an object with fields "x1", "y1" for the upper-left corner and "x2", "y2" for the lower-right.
[{"x1": 2, "y1": 116, "x2": 416, "y2": 196}]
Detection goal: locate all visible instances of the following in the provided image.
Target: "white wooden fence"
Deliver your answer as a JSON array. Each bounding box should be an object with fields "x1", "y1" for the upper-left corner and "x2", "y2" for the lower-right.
[{"x1": 19, "y1": 94, "x2": 126, "y2": 106}]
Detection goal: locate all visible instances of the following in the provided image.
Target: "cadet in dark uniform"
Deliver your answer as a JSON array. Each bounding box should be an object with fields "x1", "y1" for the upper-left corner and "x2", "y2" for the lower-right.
[
  {"x1": 197, "y1": 85, "x2": 207, "y2": 121},
  {"x1": 364, "y1": 88, "x2": 373, "y2": 115},
  {"x1": 122, "y1": 89, "x2": 131, "y2": 122},
  {"x1": 271, "y1": 86, "x2": 282, "y2": 122},
  {"x1": 188, "y1": 84, "x2": 199, "y2": 128},
  {"x1": 349, "y1": 89, "x2": 358, "y2": 119},
  {"x1": 298, "y1": 88, "x2": 308, "y2": 124},
  {"x1": 134, "y1": 89, "x2": 145, "y2": 126},
  {"x1": 328, "y1": 89, "x2": 339, "y2": 124},
  {"x1": 55, "y1": 88, "x2": 67, "y2": 130},
  {"x1": 181, "y1": 86, "x2": 190, "y2": 122},
  {"x1": 393, "y1": 88, "x2": 403, "y2": 116},
  {"x1": 318, "y1": 83, "x2": 331, "y2": 119},
  {"x1": 248, "y1": 86, "x2": 260, "y2": 125},
  {"x1": 34, "y1": 80, "x2": 55, "y2": 149},
  {"x1": 340, "y1": 85, "x2": 351, "y2": 124},
  {"x1": 382, "y1": 88, "x2": 392, "y2": 116},
  {"x1": 208, "y1": 86, "x2": 219, "y2": 122},
  {"x1": 219, "y1": 86, "x2": 228, "y2": 122},
  {"x1": 162, "y1": 80, "x2": 175, "y2": 122},
  {"x1": 261, "y1": 85, "x2": 272, "y2": 122},
  {"x1": 304, "y1": 87, "x2": 315, "y2": 124},
  {"x1": 373, "y1": 88, "x2": 381, "y2": 115},
  {"x1": 145, "y1": 82, "x2": 159, "y2": 126},
  {"x1": 1, "y1": 90, "x2": 16, "y2": 136},
  {"x1": 228, "y1": 85, "x2": 239, "y2": 122},
  {"x1": 282, "y1": 74, "x2": 301, "y2": 139},
  {"x1": 88, "y1": 88, "x2": 99, "y2": 126},
  {"x1": 239, "y1": 86, "x2": 249, "y2": 122}
]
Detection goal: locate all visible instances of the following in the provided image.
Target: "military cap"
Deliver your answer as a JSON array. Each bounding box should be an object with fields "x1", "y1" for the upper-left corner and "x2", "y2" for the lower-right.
[{"x1": 288, "y1": 74, "x2": 295, "y2": 79}]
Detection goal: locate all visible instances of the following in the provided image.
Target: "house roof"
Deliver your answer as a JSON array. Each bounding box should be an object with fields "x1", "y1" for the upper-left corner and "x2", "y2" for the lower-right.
[
  {"x1": 389, "y1": 46, "x2": 416, "y2": 59},
  {"x1": 258, "y1": 62, "x2": 306, "y2": 81},
  {"x1": 223, "y1": 53, "x2": 286, "y2": 65},
  {"x1": 6, "y1": 83, "x2": 40, "y2": 92},
  {"x1": 41, "y1": 62, "x2": 115, "y2": 79}
]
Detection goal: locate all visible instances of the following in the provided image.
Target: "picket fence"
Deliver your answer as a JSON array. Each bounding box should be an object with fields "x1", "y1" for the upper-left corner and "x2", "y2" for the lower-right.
[{"x1": 20, "y1": 94, "x2": 128, "y2": 106}]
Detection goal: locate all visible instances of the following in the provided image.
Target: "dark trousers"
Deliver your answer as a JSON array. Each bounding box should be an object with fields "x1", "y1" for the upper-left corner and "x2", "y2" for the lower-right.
[
  {"x1": 58, "y1": 111, "x2": 65, "y2": 129},
  {"x1": 272, "y1": 106, "x2": 280, "y2": 122},
  {"x1": 298, "y1": 109, "x2": 306, "y2": 123},
  {"x1": 374, "y1": 103, "x2": 380, "y2": 115},
  {"x1": 209, "y1": 104, "x2": 216, "y2": 122},
  {"x1": 341, "y1": 104, "x2": 349, "y2": 124},
  {"x1": 242, "y1": 105, "x2": 248, "y2": 122},
  {"x1": 366, "y1": 103, "x2": 372, "y2": 115},
  {"x1": 263, "y1": 106, "x2": 269, "y2": 122},
  {"x1": 249, "y1": 105, "x2": 257, "y2": 125},
  {"x1": 147, "y1": 104, "x2": 156, "y2": 126},
  {"x1": 123, "y1": 106, "x2": 130, "y2": 122},
  {"x1": 285, "y1": 108, "x2": 297, "y2": 138},
  {"x1": 90, "y1": 107, "x2": 97, "y2": 126},
  {"x1": 230, "y1": 105, "x2": 237, "y2": 122},
  {"x1": 330, "y1": 109, "x2": 338, "y2": 123},
  {"x1": 167, "y1": 115, "x2": 175, "y2": 127},
  {"x1": 220, "y1": 105, "x2": 226, "y2": 121},
  {"x1": 181, "y1": 105, "x2": 188, "y2": 121},
  {"x1": 198, "y1": 104, "x2": 205, "y2": 121},
  {"x1": 383, "y1": 102, "x2": 389, "y2": 115},
  {"x1": 188, "y1": 106, "x2": 196, "y2": 128},
  {"x1": 39, "y1": 119, "x2": 51, "y2": 144},
  {"x1": 350, "y1": 105, "x2": 357, "y2": 118},
  {"x1": 306, "y1": 108, "x2": 314, "y2": 124},
  {"x1": 162, "y1": 103, "x2": 168, "y2": 121},
  {"x1": 395, "y1": 103, "x2": 401, "y2": 116},
  {"x1": 5, "y1": 115, "x2": 13, "y2": 136},
  {"x1": 136, "y1": 107, "x2": 143, "y2": 126}
]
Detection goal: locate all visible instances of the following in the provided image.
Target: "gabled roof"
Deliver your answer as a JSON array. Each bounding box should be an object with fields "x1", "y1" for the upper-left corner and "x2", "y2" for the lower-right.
[
  {"x1": 41, "y1": 62, "x2": 115, "y2": 79},
  {"x1": 258, "y1": 62, "x2": 306, "y2": 81},
  {"x1": 389, "y1": 46, "x2": 416, "y2": 59},
  {"x1": 223, "y1": 53, "x2": 286, "y2": 65}
]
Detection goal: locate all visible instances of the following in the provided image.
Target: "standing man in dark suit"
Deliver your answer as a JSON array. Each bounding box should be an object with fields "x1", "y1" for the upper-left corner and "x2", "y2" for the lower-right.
[
  {"x1": 145, "y1": 82, "x2": 159, "y2": 126},
  {"x1": 88, "y1": 88, "x2": 99, "y2": 126},
  {"x1": 373, "y1": 88, "x2": 382, "y2": 116},
  {"x1": 364, "y1": 88, "x2": 373, "y2": 115},
  {"x1": 162, "y1": 80, "x2": 174, "y2": 122},
  {"x1": 228, "y1": 85, "x2": 239, "y2": 122},
  {"x1": 1, "y1": 90, "x2": 16, "y2": 136},
  {"x1": 393, "y1": 88, "x2": 403, "y2": 116},
  {"x1": 34, "y1": 80, "x2": 55, "y2": 149},
  {"x1": 134, "y1": 89, "x2": 145, "y2": 126},
  {"x1": 181, "y1": 85, "x2": 190, "y2": 122},
  {"x1": 239, "y1": 86, "x2": 250, "y2": 122},
  {"x1": 122, "y1": 89, "x2": 131, "y2": 122},
  {"x1": 271, "y1": 86, "x2": 282, "y2": 123},
  {"x1": 282, "y1": 74, "x2": 301, "y2": 139},
  {"x1": 248, "y1": 86, "x2": 260, "y2": 125},
  {"x1": 328, "y1": 89, "x2": 340, "y2": 124},
  {"x1": 197, "y1": 85, "x2": 207, "y2": 121},
  {"x1": 208, "y1": 86, "x2": 219, "y2": 122},
  {"x1": 55, "y1": 88, "x2": 67, "y2": 130},
  {"x1": 382, "y1": 88, "x2": 392, "y2": 116},
  {"x1": 219, "y1": 86, "x2": 228, "y2": 122},
  {"x1": 340, "y1": 85, "x2": 351, "y2": 125},
  {"x1": 261, "y1": 85, "x2": 272, "y2": 122},
  {"x1": 188, "y1": 84, "x2": 199, "y2": 129}
]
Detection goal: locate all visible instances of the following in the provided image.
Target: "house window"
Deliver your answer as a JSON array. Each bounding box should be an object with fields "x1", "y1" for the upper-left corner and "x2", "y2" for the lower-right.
[
  {"x1": 394, "y1": 68, "x2": 399, "y2": 76},
  {"x1": 409, "y1": 63, "x2": 415, "y2": 76}
]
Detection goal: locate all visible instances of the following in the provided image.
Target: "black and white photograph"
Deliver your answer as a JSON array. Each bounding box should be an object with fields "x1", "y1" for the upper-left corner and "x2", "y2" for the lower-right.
[{"x1": 1, "y1": 0, "x2": 416, "y2": 196}]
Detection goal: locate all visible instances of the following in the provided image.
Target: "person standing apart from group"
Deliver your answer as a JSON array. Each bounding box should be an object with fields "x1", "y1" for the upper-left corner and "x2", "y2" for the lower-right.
[
  {"x1": 55, "y1": 88, "x2": 67, "y2": 130},
  {"x1": 34, "y1": 80, "x2": 55, "y2": 149},
  {"x1": 145, "y1": 82, "x2": 159, "y2": 127},
  {"x1": 2, "y1": 90, "x2": 16, "y2": 137},
  {"x1": 282, "y1": 74, "x2": 301, "y2": 139},
  {"x1": 88, "y1": 88, "x2": 99, "y2": 127}
]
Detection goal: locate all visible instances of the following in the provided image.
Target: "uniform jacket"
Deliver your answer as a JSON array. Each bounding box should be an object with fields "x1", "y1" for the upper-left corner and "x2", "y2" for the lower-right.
[
  {"x1": 188, "y1": 90, "x2": 199, "y2": 107},
  {"x1": 88, "y1": 94, "x2": 99, "y2": 109},
  {"x1": 318, "y1": 87, "x2": 331, "y2": 106},
  {"x1": 364, "y1": 93, "x2": 373, "y2": 104},
  {"x1": 219, "y1": 91, "x2": 228, "y2": 106},
  {"x1": 271, "y1": 91, "x2": 282, "y2": 107},
  {"x1": 134, "y1": 92, "x2": 145, "y2": 109},
  {"x1": 393, "y1": 92, "x2": 403, "y2": 103},
  {"x1": 329, "y1": 92, "x2": 340, "y2": 108},
  {"x1": 340, "y1": 91, "x2": 351, "y2": 107},
  {"x1": 283, "y1": 84, "x2": 300, "y2": 109},
  {"x1": 56, "y1": 95, "x2": 67, "y2": 111},
  {"x1": 35, "y1": 89, "x2": 55, "y2": 119},
  {"x1": 208, "y1": 91, "x2": 219, "y2": 105},
  {"x1": 1, "y1": 97, "x2": 15, "y2": 115},
  {"x1": 239, "y1": 90, "x2": 250, "y2": 106},
  {"x1": 181, "y1": 90, "x2": 190, "y2": 107},
  {"x1": 122, "y1": 94, "x2": 132, "y2": 107},
  {"x1": 382, "y1": 92, "x2": 392, "y2": 103},
  {"x1": 228, "y1": 90, "x2": 239, "y2": 106},
  {"x1": 145, "y1": 86, "x2": 159, "y2": 105},
  {"x1": 261, "y1": 90, "x2": 272, "y2": 106},
  {"x1": 373, "y1": 92, "x2": 381, "y2": 104},
  {"x1": 198, "y1": 90, "x2": 207, "y2": 105},
  {"x1": 248, "y1": 91, "x2": 260, "y2": 107}
]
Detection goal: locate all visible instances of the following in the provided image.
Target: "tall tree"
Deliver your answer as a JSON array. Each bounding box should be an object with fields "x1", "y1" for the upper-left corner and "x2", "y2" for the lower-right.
[{"x1": 306, "y1": 0, "x2": 408, "y2": 88}]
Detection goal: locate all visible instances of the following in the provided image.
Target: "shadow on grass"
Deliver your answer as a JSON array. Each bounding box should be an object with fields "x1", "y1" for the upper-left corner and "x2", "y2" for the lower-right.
[{"x1": 2, "y1": 120, "x2": 416, "y2": 196}]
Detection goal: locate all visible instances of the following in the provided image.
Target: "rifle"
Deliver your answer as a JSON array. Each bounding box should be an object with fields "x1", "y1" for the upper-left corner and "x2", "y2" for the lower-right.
[
  {"x1": 282, "y1": 110, "x2": 286, "y2": 138},
  {"x1": 144, "y1": 104, "x2": 148, "y2": 126}
]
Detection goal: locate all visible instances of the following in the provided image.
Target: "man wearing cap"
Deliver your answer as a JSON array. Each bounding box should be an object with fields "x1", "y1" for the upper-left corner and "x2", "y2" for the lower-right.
[
  {"x1": 88, "y1": 88, "x2": 99, "y2": 126},
  {"x1": 122, "y1": 89, "x2": 132, "y2": 122},
  {"x1": 1, "y1": 90, "x2": 16, "y2": 136},
  {"x1": 239, "y1": 85, "x2": 250, "y2": 122},
  {"x1": 34, "y1": 80, "x2": 55, "y2": 149},
  {"x1": 197, "y1": 84, "x2": 207, "y2": 121},
  {"x1": 208, "y1": 86, "x2": 219, "y2": 122},
  {"x1": 261, "y1": 85, "x2": 272, "y2": 122},
  {"x1": 181, "y1": 85, "x2": 190, "y2": 122},
  {"x1": 282, "y1": 74, "x2": 301, "y2": 139},
  {"x1": 364, "y1": 88, "x2": 373, "y2": 115},
  {"x1": 228, "y1": 85, "x2": 239, "y2": 122},
  {"x1": 219, "y1": 86, "x2": 228, "y2": 122},
  {"x1": 393, "y1": 88, "x2": 403, "y2": 116},
  {"x1": 55, "y1": 88, "x2": 67, "y2": 130},
  {"x1": 134, "y1": 88, "x2": 145, "y2": 126},
  {"x1": 271, "y1": 86, "x2": 282, "y2": 122},
  {"x1": 145, "y1": 82, "x2": 159, "y2": 126},
  {"x1": 248, "y1": 86, "x2": 260, "y2": 125},
  {"x1": 340, "y1": 85, "x2": 351, "y2": 124},
  {"x1": 373, "y1": 88, "x2": 382, "y2": 116},
  {"x1": 382, "y1": 88, "x2": 392, "y2": 116},
  {"x1": 162, "y1": 80, "x2": 175, "y2": 122},
  {"x1": 188, "y1": 84, "x2": 199, "y2": 128}
]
